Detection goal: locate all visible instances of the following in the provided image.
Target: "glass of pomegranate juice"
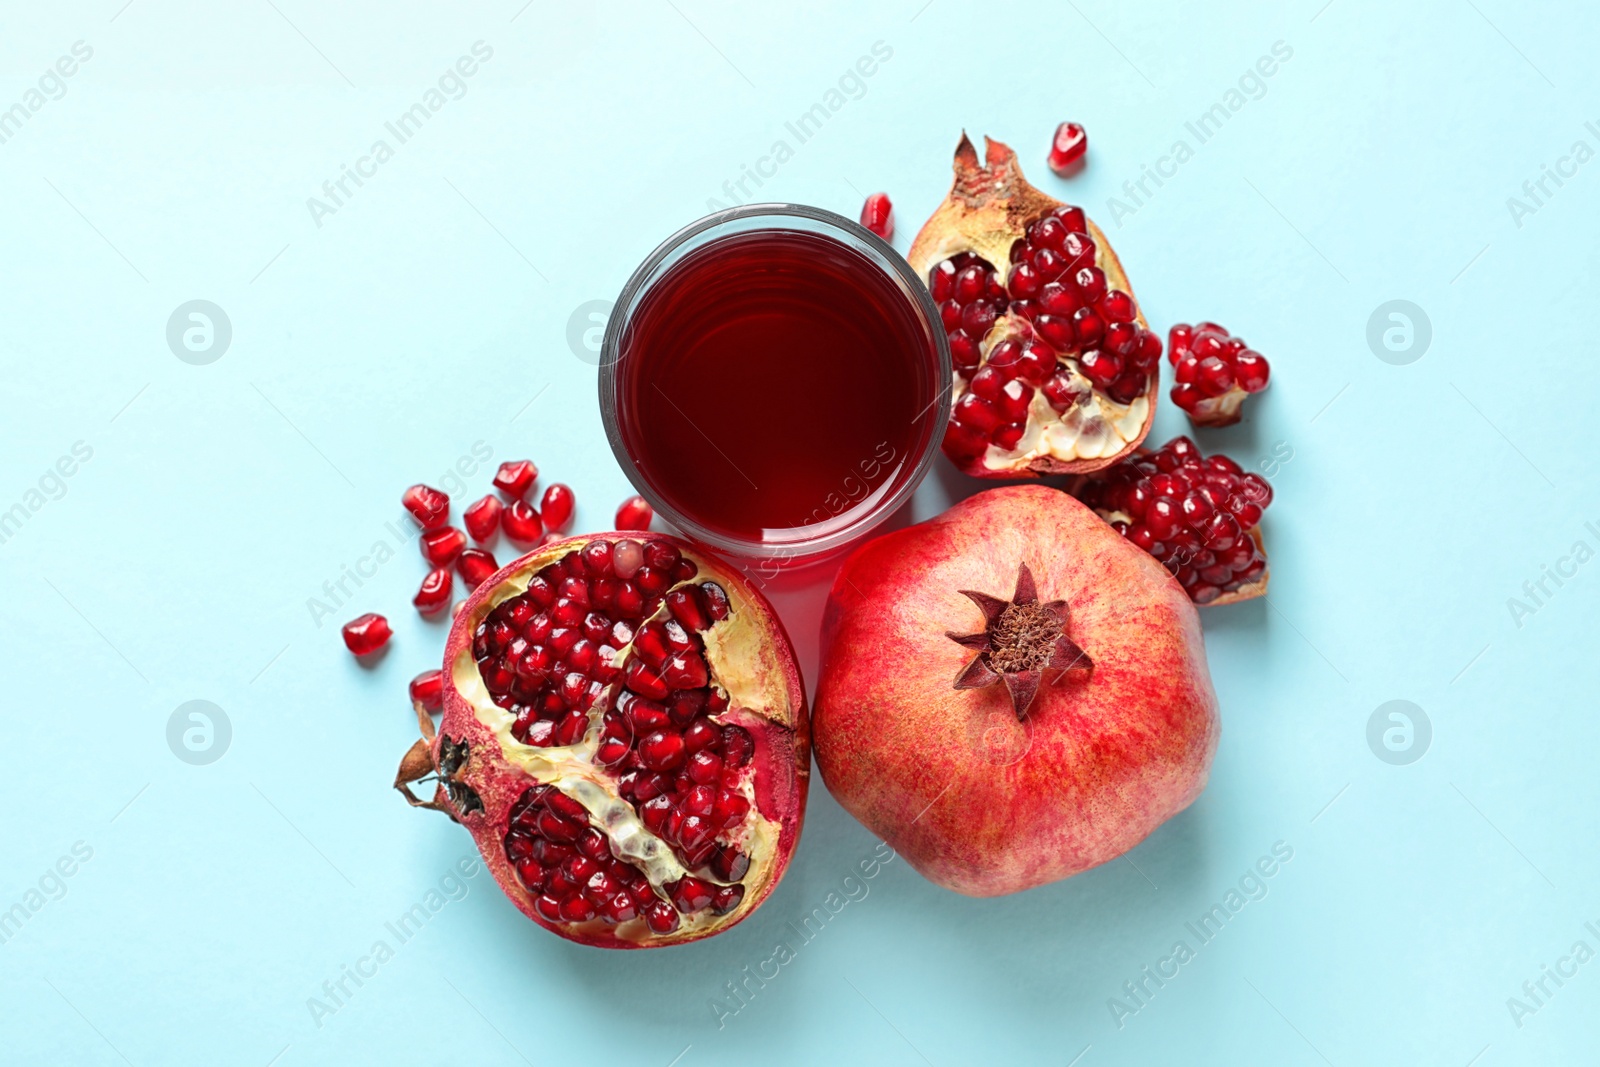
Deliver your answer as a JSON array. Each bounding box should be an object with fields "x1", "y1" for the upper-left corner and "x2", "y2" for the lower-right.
[{"x1": 600, "y1": 204, "x2": 950, "y2": 561}]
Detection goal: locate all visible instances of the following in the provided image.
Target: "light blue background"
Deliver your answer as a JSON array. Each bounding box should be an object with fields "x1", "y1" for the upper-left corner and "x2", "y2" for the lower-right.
[{"x1": 3, "y1": 1, "x2": 1597, "y2": 1064}]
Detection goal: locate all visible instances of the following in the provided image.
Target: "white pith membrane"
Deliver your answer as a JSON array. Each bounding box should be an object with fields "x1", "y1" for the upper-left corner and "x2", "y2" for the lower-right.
[
  {"x1": 950, "y1": 315, "x2": 1151, "y2": 467},
  {"x1": 450, "y1": 542, "x2": 788, "y2": 944}
]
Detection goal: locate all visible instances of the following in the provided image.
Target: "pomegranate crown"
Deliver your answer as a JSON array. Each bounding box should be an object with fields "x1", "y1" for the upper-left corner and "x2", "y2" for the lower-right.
[{"x1": 945, "y1": 564, "x2": 1092, "y2": 719}]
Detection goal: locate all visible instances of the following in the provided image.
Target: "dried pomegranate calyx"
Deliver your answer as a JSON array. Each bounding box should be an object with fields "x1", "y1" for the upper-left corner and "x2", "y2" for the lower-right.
[{"x1": 946, "y1": 564, "x2": 1091, "y2": 719}]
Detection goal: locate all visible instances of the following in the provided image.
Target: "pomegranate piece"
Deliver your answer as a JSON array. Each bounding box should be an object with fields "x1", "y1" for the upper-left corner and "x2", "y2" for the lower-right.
[
  {"x1": 540, "y1": 483, "x2": 575, "y2": 532},
  {"x1": 463, "y1": 495, "x2": 502, "y2": 542},
  {"x1": 908, "y1": 135, "x2": 1157, "y2": 479},
  {"x1": 419, "y1": 526, "x2": 467, "y2": 566},
  {"x1": 813, "y1": 486, "x2": 1218, "y2": 896},
  {"x1": 616, "y1": 495, "x2": 653, "y2": 531},
  {"x1": 502, "y1": 500, "x2": 543, "y2": 543},
  {"x1": 1047, "y1": 121, "x2": 1088, "y2": 175},
  {"x1": 859, "y1": 192, "x2": 894, "y2": 240},
  {"x1": 413, "y1": 567, "x2": 453, "y2": 615},
  {"x1": 456, "y1": 547, "x2": 499, "y2": 589},
  {"x1": 410, "y1": 669, "x2": 444, "y2": 712},
  {"x1": 493, "y1": 460, "x2": 538, "y2": 500},
  {"x1": 402, "y1": 484, "x2": 449, "y2": 528},
  {"x1": 342, "y1": 613, "x2": 391, "y2": 656},
  {"x1": 1071, "y1": 435, "x2": 1270, "y2": 605},
  {"x1": 1167, "y1": 322, "x2": 1271, "y2": 427},
  {"x1": 395, "y1": 533, "x2": 810, "y2": 948}
]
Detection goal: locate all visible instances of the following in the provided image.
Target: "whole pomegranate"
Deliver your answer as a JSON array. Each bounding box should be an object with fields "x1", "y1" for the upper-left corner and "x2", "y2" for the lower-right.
[
  {"x1": 396, "y1": 533, "x2": 809, "y2": 947},
  {"x1": 908, "y1": 135, "x2": 1160, "y2": 478},
  {"x1": 812, "y1": 486, "x2": 1218, "y2": 897}
]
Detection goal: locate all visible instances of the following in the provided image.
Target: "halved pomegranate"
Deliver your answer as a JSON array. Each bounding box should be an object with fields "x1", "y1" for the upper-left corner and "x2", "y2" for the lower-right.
[
  {"x1": 1070, "y1": 435, "x2": 1270, "y2": 606},
  {"x1": 908, "y1": 134, "x2": 1159, "y2": 478},
  {"x1": 395, "y1": 533, "x2": 809, "y2": 947}
]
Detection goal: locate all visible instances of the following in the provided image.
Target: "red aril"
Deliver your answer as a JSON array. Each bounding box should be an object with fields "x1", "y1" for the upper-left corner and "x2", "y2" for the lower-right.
[
  {"x1": 1047, "y1": 122, "x2": 1088, "y2": 175},
  {"x1": 342, "y1": 613, "x2": 391, "y2": 656},
  {"x1": 541, "y1": 484, "x2": 575, "y2": 532},
  {"x1": 396, "y1": 533, "x2": 809, "y2": 948},
  {"x1": 420, "y1": 526, "x2": 467, "y2": 566},
  {"x1": 493, "y1": 460, "x2": 538, "y2": 499},
  {"x1": 464, "y1": 495, "x2": 502, "y2": 542},
  {"x1": 616, "y1": 495, "x2": 653, "y2": 531},
  {"x1": 410, "y1": 669, "x2": 444, "y2": 711},
  {"x1": 402, "y1": 484, "x2": 449, "y2": 528},
  {"x1": 456, "y1": 547, "x2": 499, "y2": 589},
  {"x1": 1071, "y1": 435, "x2": 1271, "y2": 605},
  {"x1": 908, "y1": 136, "x2": 1157, "y2": 478},
  {"x1": 1167, "y1": 322, "x2": 1271, "y2": 427},
  {"x1": 413, "y1": 567, "x2": 453, "y2": 615},
  {"x1": 860, "y1": 192, "x2": 894, "y2": 239},
  {"x1": 503, "y1": 500, "x2": 543, "y2": 543}
]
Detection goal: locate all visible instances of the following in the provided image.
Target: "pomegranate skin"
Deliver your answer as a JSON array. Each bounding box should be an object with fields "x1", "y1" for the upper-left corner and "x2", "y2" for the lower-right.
[
  {"x1": 407, "y1": 532, "x2": 809, "y2": 948},
  {"x1": 813, "y1": 486, "x2": 1218, "y2": 897}
]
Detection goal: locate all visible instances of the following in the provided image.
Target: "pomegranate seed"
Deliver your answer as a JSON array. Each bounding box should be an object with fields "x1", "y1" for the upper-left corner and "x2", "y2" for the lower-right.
[
  {"x1": 409, "y1": 668, "x2": 444, "y2": 711},
  {"x1": 638, "y1": 730, "x2": 686, "y2": 772},
  {"x1": 503, "y1": 500, "x2": 543, "y2": 543},
  {"x1": 463, "y1": 495, "x2": 502, "y2": 542},
  {"x1": 401, "y1": 484, "x2": 449, "y2": 527},
  {"x1": 541, "y1": 483, "x2": 575, "y2": 531},
  {"x1": 670, "y1": 876, "x2": 715, "y2": 913},
  {"x1": 1235, "y1": 350, "x2": 1270, "y2": 392},
  {"x1": 493, "y1": 460, "x2": 538, "y2": 499},
  {"x1": 342, "y1": 613, "x2": 391, "y2": 656},
  {"x1": 1048, "y1": 121, "x2": 1088, "y2": 175},
  {"x1": 419, "y1": 526, "x2": 466, "y2": 566},
  {"x1": 457, "y1": 547, "x2": 499, "y2": 589},
  {"x1": 616, "y1": 495, "x2": 653, "y2": 531},
  {"x1": 413, "y1": 567, "x2": 453, "y2": 614},
  {"x1": 859, "y1": 192, "x2": 894, "y2": 240}
]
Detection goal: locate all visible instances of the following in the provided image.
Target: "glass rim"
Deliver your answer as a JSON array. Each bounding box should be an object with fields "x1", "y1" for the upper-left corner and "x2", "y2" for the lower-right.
[{"x1": 597, "y1": 202, "x2": 952, "y2": 561}]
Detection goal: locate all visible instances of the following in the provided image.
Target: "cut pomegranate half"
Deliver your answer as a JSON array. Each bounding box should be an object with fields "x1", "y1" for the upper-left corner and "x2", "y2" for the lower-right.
[
  {"x1": 395, "y1": 533, "x2": 809, "y2": 948},
  {"x1": 908, "y1": 134, "x2": 1158, "y2": 478},
  {"x1": 1070, "y1": 435, "x2": 1270, "y2": 606},
  {"x1": 1168, "y1": 322, "x2": 1271, "y2": 427}
]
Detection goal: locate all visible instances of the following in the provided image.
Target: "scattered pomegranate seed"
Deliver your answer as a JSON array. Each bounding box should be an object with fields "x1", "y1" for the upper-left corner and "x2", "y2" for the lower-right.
[
  {"x1": 616, "y1": 495, "x2": 653, "y2": 531},
  {"x1": 342, "y1": 613, "x2": 391, "y2": 656},
  {"x1": 464, "y1": 495, "x2": 502, "y2": 542},
  {"x1": 540, "y1": 483, "x2": 575, "y2": 532},
  {"x1": 493, "y1": 460, "x2": 538, "y2": 500},
  {"x1": 1073, "y1": 436, "x2": 1270, "y2": 604},
  {"x1": 413, "y1": 567, "x2": 453, "y2": 614},
  {"x1": 501, "y1": 500, "x2": 543, "y2": 543},
  {"x1": 457, "y1": 547, "x2": 499, "y2": 589},
  {"x1": 419, "y1": 526, "x2": 467, "y2": 566},
  {"x1": 1048, "y1": 122, "x2": 1087, "y2": 176},
  {"x1": 1167, "y1": 322, "x2": 1270, "y2": 426},
  {"x1": 401, "y1": 484, "x2": 449, "y2": 528},
  {"x1": 860, "y1": 192, "x2": 894, "y2": 240},
  {"x1": 410, "y1": 669, "x2": 444, "y2": 711}
]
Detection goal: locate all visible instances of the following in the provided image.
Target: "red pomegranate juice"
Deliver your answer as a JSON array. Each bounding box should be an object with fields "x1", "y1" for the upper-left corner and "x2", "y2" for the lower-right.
[{"x1": 617, "y1": 229, "x2": 939, "y2": 544}]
